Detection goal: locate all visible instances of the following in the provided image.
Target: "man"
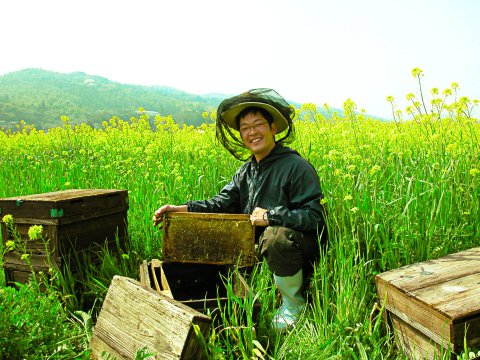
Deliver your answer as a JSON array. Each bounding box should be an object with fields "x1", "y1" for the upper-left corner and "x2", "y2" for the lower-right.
[{"x1": 153, "y1": 88, "x2": 327, "y2": 331}]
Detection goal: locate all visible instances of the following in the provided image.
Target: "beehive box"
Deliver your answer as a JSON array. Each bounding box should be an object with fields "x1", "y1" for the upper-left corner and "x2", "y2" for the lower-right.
[
  {"x1": 0, "y1": 189, "x2": 128, "y2": 285},
  {"x1": 376, "y1": 246, "x2": 480, "y2": 359},
  {"x1": 139, "y1": 259, "x2": 261, "y2": 320},
  {"x1": 90, "y1": 275, "x2": 211, "y2": 360},
  {"x1": 141, "y1": 212, "x2": 260, "y2": 319}
]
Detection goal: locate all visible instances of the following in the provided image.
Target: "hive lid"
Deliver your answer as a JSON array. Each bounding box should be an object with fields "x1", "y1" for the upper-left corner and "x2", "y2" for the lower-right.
[
  {"x1": 0, "y1": 189, "x2": 128, "y2": 219},
  {"x1": 162, "y1": 212, "x2": 255, "y2": 267}
]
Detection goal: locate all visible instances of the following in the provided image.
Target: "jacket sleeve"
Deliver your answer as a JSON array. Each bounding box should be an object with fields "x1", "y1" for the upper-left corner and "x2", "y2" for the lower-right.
[
  {"x1": 266, "y1": 161, "x2": 325, "y2": 233},
  {"x1": 186, "y1": 176, "x2": 241, "y2": 214}
]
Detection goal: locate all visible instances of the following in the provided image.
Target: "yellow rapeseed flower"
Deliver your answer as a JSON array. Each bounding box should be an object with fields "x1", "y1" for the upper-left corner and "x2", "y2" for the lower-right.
[
  {"x1": 370, "y1": 165, "x2": 381, "y2": 175},
  {"x1": 411, "y1": 67, "x2": 423, "y2": 78},
  {"x1": 2, "y1": 214, "x2": 14, "y2": 226},
  {"x1": 28, "y1": 225, "x2": 43, "y2": 240},
  {"x1": 344, "y1": 195, "x2": 353, "y2": 201},
  {"x1": 5, "y1": 240, "x2": 15, "y2": 250},
  {"x1": 469, "y1": 168, "x2": 480, "y2": 177}
]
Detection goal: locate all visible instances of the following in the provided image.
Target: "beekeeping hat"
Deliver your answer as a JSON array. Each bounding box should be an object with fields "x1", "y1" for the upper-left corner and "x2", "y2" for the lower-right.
[
  {"x1": 217, "y1": 88, "x2": 293, "y2": 134},
  {"x1": 215, "y1": 88, "x2": 295, "y2": 160}
]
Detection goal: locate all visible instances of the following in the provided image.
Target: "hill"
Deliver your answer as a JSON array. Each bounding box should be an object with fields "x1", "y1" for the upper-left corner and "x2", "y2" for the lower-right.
[
  {"x1": 0, "y1": 68, "x2": 346, "y2": 130},
  {"x1": 0, "y1": 69, "x2": 225, "y2": 129}
]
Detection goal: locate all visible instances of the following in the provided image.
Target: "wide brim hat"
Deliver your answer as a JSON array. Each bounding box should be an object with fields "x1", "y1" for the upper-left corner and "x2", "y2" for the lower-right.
[
  {"x1": 217, "y1": 88, "x2": 293, "y2": 135},
  {"x1": 221, "y1": 102, "x2": 289, "y2": 134}
]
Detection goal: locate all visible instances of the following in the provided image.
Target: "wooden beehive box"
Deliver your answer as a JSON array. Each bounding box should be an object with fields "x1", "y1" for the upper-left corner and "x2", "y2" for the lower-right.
[
  {"x1": 139, "y1": 259, "x2": 261, "y2": 320},
  {"x1": 376, "y1": 246, "x2": 480, "y2": 359},
  {"x1": 0, "y1": 189, "x2": 128, "y2": 285},
  {"x1": 90, "y1": 275, "x2": 211, "y2": 360},
  {"x1": 141, "y1": 212, "x2": 260, "y2": 318}
]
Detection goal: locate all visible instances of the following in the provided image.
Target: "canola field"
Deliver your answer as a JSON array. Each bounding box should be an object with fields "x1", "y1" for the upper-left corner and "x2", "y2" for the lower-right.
[{"x1": 1, "y1": 72, "x2": 479, "y2": 358}]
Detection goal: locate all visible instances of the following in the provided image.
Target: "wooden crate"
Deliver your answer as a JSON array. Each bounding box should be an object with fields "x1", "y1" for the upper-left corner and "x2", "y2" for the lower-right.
[
  {"x1": 90, "y1": 275, "x2": 211, "y2": 360},
  {"x1": 162, "y1": 212, "x2": 255, "y2": 267},
  {"x1": 139, "y1": 259, "x2": 261, "y2": 320},
  {"x1": 0, "y1": 189, "x2": 128, "y2": 285},
  {"x1": 376, "y1": 246, "x2": 480, "y2": 359}
]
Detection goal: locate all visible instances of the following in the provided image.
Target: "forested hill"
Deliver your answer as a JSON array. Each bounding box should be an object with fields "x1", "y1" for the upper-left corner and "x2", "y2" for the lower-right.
[{"x1": 0, "y1": 69, "x2": 225, "y2": 129}]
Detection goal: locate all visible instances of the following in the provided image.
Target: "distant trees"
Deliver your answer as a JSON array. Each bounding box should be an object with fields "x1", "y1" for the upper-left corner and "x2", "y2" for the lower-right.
[{"x1": 0, "y1": 69, "x2": 221, "y2": 129}]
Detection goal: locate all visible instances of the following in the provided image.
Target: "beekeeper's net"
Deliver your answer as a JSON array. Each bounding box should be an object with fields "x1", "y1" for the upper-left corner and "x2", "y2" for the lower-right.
[{"x1": 216, "y1": 88, "x2": 295, "y2": 160}]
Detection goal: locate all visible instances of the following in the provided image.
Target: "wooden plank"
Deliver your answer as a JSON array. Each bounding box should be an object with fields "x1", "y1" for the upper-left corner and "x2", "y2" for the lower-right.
[
  {"x1": 0, "y1": 189, "x2": 128, "y2": 219},
  {"x1": 162, "y1": 212, "x2": 255, "y2": 266},
  {"x1": 148, "y1": 259, "x2": 173, "y2": 299},
  {"x1": 389, "y1": 312, "x2": 454, "y2": 360},
  {"x1": 2, "y1": 205, "x2": 128, "y2": 226},
  {"x1": 410, "y1": 272, "x2": 480, "y2": 320},
  {"x1": 3, "y1": 252, "x2": 59, "y2": 272},
  {"x1": 378, "y1": 247, "x2": 480, "y2": 293},
  {"x1": 0, "y1": 189, "x2": 121, "y2": 202},
  {"x1": 90, "y1": 276, "x2": 211, "y2": 360},
  {"x1": 139, "y1": 260, "x2": 151, "y2": 288}
]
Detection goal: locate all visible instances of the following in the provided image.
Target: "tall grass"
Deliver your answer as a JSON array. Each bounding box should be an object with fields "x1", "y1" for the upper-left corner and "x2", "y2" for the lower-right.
[{"x1": 0, "y1": 71, "x2": 479, "y2": 358}]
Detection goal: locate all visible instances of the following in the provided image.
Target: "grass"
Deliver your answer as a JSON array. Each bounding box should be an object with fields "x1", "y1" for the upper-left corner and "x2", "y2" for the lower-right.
[{"x1": 0, "y1": 70, "x2": 479, "y2": 358}]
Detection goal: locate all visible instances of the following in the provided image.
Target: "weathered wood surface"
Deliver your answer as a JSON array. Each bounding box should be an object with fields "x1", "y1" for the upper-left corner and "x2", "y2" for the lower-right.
[
  {"x1": 3, "y1": 252, "x2": 58, "y2": 272},
  {"x1": 162, "y1": 212, "x2": 255, "y2": 266},
  {"x1": 389, "y1": 312, "x2": 448, "y2": 360},
  {"x1": 377, "y1": 247, "x2": 480, "y2": 293},
  {"x1": 139, "y1": 259, "x2": 173, "y2": 299},
  {"x1": 376, "y1": 246, "x2": 480, "y2": 357},
  {"x1": 0, "y1": 189, "x2": 128, "y2": 219},
  {"x1": 90, "y1": 276, "x2": 211, "y2": 360}
]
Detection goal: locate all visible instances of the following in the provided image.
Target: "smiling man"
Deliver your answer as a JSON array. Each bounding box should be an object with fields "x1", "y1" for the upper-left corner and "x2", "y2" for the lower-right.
[{"x1": 153, "y1": 88, "x2": 327, "y2": 331}]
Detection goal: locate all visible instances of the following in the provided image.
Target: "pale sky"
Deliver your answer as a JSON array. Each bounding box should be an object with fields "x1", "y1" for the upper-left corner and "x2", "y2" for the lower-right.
[{"x1": 1, "y1": 0, "x2": 478, "y2": 118}]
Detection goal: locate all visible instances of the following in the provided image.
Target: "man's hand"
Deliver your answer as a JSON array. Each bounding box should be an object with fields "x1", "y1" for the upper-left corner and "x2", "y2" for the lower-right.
[
  {"x1": 251, "y1": 207, "x2": 269, "y2": 226},
  {"x1": 152, "y1": 204, "x2": 188, "y2": 226}
]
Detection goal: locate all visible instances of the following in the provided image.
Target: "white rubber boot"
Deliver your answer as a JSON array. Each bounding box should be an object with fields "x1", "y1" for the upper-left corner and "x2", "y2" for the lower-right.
[{"x1": 272, "y1": 269, "x2": 305, "y2": 332}]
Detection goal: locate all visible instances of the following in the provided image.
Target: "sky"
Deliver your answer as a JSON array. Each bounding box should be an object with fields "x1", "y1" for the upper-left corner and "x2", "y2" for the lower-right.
[{"x1": 1, "y1": 0, "x2": 479, "y2": 119}]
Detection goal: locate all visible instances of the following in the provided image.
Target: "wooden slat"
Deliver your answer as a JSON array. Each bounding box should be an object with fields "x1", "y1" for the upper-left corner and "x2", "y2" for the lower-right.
[
  {"x1": 0, "y1": 189, "x2": 121, "y2": 201},
  {"x1": 4, "y1": 205, "x2": 128, "y2": 226},
  {"x1": 378, "y1": 247, "x2": 480, "y2": 293},
  {"x1": 151, "y1": 259, "x2": 174, "y2": 299},
  {"x1": 410, "y1": 272, "x2": 480, "y2": 320},
  {"x1": 3, "y1": 252, "x2": 59, "y2": 271},
  {"x1": 389, "y1": 312, "x2": 453, "y2": 360},
  {"x1": 90, "y1": 276, "x2": 211, "y2": 360},
  {"x1": 0, "y1": 189, "x2": 128, "y2": 219}
]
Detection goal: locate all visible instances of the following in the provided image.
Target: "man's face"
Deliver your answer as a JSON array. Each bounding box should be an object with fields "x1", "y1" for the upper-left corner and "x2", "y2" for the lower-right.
[{"x1": 239, "y1": 111, "x2": 277, "y2": 162}]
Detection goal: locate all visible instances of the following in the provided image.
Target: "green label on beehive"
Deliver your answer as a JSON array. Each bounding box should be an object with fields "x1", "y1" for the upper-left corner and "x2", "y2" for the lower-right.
[{"x1": 50, "y1": 208, "x2": 64, "y2": 218}]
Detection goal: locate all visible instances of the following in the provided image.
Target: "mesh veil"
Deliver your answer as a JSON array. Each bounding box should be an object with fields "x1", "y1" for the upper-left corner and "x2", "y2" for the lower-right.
[{"x1": 215, "y1": 88, "x2": 295, "y2": 160}]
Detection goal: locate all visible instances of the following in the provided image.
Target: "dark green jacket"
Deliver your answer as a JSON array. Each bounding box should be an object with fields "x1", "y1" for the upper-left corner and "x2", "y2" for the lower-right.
[{"x1": 186, "y1": 144, "x2": 326, "y2": 235}]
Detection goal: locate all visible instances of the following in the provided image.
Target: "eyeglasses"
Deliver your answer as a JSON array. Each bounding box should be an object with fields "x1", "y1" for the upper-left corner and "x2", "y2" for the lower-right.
[{"x1": 239, "y1": 121, "x2": 269, "y2": 134}]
